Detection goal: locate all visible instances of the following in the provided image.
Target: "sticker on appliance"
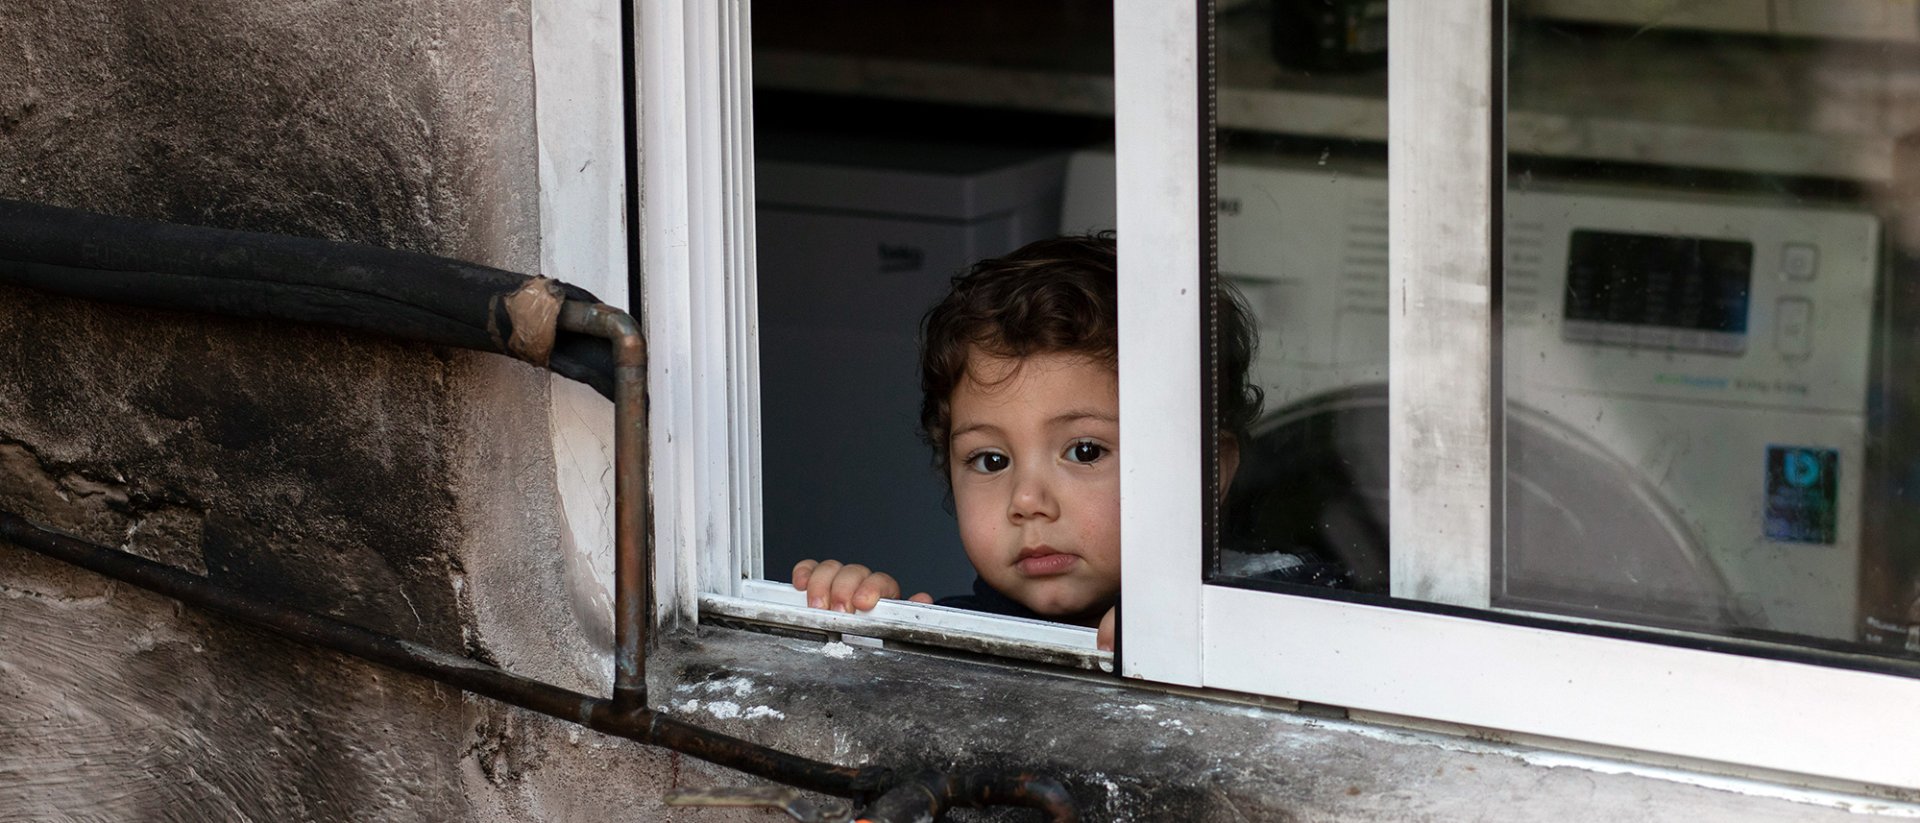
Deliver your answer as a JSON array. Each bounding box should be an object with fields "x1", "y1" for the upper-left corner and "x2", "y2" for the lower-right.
[{"x1": 1764, "y1": 446, "x2": 1838, "y2": 544}]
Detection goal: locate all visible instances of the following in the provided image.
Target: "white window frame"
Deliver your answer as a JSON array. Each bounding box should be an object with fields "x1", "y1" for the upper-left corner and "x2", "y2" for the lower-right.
[
  {"x1": 1117, "y1": 0, "x2": 1920, "y2": 791},
  {"x1": 633, "y1": 0, "x2": 1920, "y2": 791}
]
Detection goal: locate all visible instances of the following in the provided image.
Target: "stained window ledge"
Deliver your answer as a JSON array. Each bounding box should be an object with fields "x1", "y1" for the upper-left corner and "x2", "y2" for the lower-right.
[{"x1": 652, "y1": 624, "x2": 1915, "y2": 820}]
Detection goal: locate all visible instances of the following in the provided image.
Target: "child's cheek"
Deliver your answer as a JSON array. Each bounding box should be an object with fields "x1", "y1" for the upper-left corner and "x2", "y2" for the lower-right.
[
  {"x1": 952, "y1": 493, "x2": 1004, "y2": 569},
  {"x1": 1089, "y1": 480, "x2": 1124, "y2": 567}
]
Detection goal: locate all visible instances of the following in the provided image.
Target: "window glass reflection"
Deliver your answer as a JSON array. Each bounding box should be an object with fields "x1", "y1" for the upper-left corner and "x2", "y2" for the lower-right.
[
  {"x1": 1208, "y1": 1, "x2": 1391, "y2": 595},
  {"x1": 1500, "y1": 3, "x2": 1917, "y2": 659}
]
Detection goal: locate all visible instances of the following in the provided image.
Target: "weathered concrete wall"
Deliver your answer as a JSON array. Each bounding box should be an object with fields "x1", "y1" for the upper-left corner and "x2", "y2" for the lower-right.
[
  {"x1": 0, "y1": 0, "x2": 532, "y2": 258},
  {"x1": 0, "y1": 1, "x2": 710, "y2": 820}
]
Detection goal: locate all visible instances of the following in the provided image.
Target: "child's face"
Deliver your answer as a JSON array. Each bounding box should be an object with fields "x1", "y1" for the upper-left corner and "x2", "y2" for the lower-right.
[{"x1": 947, "y1": 349, "x2": 1120, "y2": 623}]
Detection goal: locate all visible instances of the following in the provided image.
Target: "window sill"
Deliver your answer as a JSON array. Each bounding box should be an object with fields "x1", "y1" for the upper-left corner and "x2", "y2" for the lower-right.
[
  {"x1": 702, "y1": 578, "x2": 1108, "y2": 670},
  {"x1": 656, "y1": 623, "x2": 1918, "y2": 821}
]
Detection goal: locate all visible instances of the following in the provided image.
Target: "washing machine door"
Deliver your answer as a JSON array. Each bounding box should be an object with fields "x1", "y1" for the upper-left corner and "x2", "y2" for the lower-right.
[
  {"x1": 1220, "y1": 387, "x2": 1392, "y2": 593},
  {"x1": 1221, "y1": 385, "x2": 1742, "y2": 632}
]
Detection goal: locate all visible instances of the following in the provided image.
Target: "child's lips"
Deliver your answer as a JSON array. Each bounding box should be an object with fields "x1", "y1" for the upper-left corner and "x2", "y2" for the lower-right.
[{"x1": 1015, "y1": 547, "x2": 1078, "y2": 576}]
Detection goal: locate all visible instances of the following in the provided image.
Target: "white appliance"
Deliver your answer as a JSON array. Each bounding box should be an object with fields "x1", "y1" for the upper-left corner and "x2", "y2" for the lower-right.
[
  {"x1": 1061, "y1": 151, "x2": 1393, "y2": 411},
  {"x1": 755, "y1": 134, "x2": 1069, "y2": 599},
  {"x1": 1062, "y1": 149, "x2": 1880, "y2": 641},
  {"x1": 1516, "y1": 0, "x2": 1920, "y2": 44}
]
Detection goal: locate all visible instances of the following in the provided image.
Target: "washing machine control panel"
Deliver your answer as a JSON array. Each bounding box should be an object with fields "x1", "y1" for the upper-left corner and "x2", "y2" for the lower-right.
[
  {"x1": 1506, "y1": 189, "x2": 1879, "y2": 416},
  {"x1": 1557, "y1": 229, "x2": 1754, "y2": 356}
]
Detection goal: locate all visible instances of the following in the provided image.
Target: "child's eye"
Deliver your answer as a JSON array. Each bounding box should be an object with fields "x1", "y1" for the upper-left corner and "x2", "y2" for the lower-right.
[
  {"x1": 1064, "y1": 440, "x2": 1109, "y2": 464},
  {"x1": 965, "y1": 451, "x2": 1010, "y2": 474}
]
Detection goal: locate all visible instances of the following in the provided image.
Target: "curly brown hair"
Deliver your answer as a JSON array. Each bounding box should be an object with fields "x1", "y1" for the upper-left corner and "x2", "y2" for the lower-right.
[{"x1": 917, "y1": 233, "x2": 1261, "y2": 474}]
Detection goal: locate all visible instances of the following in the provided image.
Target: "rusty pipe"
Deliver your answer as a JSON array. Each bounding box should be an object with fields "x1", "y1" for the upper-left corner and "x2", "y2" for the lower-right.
[
  {"x1": 557, "y1": 301, "x2": 651, "y2": 711},
  {"x1": 0, "y1": 510, "x2": 884, "y2": 799}
]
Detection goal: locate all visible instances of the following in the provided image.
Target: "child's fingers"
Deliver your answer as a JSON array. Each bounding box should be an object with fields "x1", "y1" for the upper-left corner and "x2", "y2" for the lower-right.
[
  {"x1": 791, "y1": 559, "x2": 819, "y2": 590},
  {"x1": 850, "y1": 573, "x2": 904, "y2": 611},
  {"x1": 829, "y1": 564, "x2": 876, "y2": 612},
  {"x1": 907, "y1": 592, "x2": 933, "y2": 604},
  {"x1": 805, "y1": 560, "x2": 843, "y2": 609}
]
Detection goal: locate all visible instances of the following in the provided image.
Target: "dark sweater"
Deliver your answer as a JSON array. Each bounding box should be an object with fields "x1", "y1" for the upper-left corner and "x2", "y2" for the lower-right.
[
  {"x1": 935, "y1": 576, "x2": 1045, "y2": 620},
  {"x1": 935, "y1": 548, "x2": 1349, "y2": 621}
]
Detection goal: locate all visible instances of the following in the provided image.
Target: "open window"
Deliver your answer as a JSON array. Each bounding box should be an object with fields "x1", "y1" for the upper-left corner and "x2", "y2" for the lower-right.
[
  {"x1": 746, "y1": 5, "x2": 1116, "y2": 635},
  {"x1": 644, "y1": 2, "x2": 1121, "y2": 667},
  {"x1": 640, "y1": 0, "x2": 1920, "y2": 791}
]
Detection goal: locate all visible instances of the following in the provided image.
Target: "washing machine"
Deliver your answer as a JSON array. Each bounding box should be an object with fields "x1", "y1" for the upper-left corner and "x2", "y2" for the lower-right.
[{"x1": 1062, "y1": 149, "x2": 1880, "y2": 642}]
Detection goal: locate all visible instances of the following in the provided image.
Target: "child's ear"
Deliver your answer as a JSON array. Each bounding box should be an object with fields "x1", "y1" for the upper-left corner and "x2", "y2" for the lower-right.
[{"x1": 1218, "y1": 434, "x2": 1242, "y2": 497}]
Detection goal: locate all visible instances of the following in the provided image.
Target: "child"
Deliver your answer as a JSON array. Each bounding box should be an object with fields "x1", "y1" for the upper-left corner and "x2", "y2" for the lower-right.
[{"x1": 790, "y1": 234, "x2": 1262, "y2": 650}]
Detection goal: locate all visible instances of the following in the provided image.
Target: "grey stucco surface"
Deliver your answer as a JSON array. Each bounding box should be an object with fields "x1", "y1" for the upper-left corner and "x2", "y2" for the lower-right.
[
  {"x1": 0, "y1": 0, "x2": 537, "y2": 259},
  {"x1": 0, "y1": 0, "x2": 688, "y2": 818}
]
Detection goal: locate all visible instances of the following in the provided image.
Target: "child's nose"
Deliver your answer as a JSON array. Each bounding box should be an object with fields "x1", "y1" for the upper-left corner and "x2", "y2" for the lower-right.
[{"x1": 1008, "y1": 468, "x2": 1059, "y2": 522}]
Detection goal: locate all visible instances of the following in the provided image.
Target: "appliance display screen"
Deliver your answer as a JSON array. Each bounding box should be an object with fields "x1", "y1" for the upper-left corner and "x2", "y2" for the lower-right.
[{"x1": 1562, "y1": 230, "x2": 1753, "y2": 333}]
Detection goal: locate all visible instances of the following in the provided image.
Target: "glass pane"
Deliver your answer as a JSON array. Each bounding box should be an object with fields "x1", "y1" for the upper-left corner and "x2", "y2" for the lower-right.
[
  {"x1": 749, "y1": 3, "x2": 1116, "y2": 617},
  {"x1": 1208, "y1": 1, "x2": 1392, "y2": 595},
  {"x1": 1502, "y1": 1, "x2": 1917, "y2": 661}
]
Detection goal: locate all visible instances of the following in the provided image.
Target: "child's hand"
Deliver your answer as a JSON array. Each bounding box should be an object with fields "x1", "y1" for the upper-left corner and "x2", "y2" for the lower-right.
[
  {"x1": 1097, "y1": 607, "x2": 1116, "y2": 652},
  {"x1": 791, "y1": 560, "x2": 934, "y2": 613}
]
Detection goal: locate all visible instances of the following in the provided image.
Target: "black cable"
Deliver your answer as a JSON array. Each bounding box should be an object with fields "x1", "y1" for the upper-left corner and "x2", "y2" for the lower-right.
[{"x1": 0, "y1": 198, "x2": 617, "y2": 399}]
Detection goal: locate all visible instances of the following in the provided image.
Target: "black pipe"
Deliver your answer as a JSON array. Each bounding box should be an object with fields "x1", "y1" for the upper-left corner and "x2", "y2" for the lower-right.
[{"x1": 0, "y1": 198, "x2": 616, "y2": 399}]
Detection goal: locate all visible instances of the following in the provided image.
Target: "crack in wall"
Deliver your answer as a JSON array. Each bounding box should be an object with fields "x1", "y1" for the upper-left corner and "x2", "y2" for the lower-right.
[{"x1": 0, "y1": 434, "x2": 208, "y2": 575}]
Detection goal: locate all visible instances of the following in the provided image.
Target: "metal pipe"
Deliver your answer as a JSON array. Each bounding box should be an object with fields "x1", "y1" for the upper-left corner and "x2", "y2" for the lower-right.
[
  {"x1": 0, "y1": 510, "x2": 881, "y2": 800},
  {"x1": 557, "y1": 301, "x2": 651, "y2": 711}
]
